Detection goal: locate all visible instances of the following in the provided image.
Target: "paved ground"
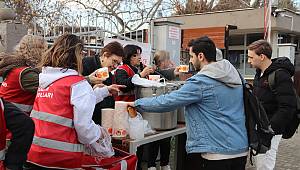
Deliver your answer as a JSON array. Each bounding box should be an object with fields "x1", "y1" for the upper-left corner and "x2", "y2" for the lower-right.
[
  {"x1": 247, "y1": 128, "x2": 300, "y2": 170},
  {"x1": 146, "y1": 128, "x2": 300, "y2": 170}
]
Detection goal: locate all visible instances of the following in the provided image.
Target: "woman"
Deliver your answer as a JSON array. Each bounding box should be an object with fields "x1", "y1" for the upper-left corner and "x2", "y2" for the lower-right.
[
  {"x1": 115, "y1": 44, "x2": 153, "y2": 102},
  {"x1": 114, "y1": 44, "x2": 153, "y2": 170},
  {"x1": 0, "y1": 35, "x2": 48, "y2": 113},
  {"x1": 147, "y1": 50, "x2": 180, "y2": 170},
  {"x1": 0, "y1": 35, "x2": 47, "y2": 170},
  {"x1": 27, "y1": 34, "x2": 123, "y2": 169},
  {"x1": 153, "y1": 50, "x2": 179, "y2": 81},
  {"x1": 82, "y1": 41, "x2": 124, "y2": 124}
]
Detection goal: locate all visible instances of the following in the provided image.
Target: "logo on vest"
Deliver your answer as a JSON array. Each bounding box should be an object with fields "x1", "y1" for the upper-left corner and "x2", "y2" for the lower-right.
[
  {"x1": 37, "y1": 87, "x2": 53, "y2": 99},
  {"x1": 1, "y1": 82, "x2": 7, "y2": 87}
]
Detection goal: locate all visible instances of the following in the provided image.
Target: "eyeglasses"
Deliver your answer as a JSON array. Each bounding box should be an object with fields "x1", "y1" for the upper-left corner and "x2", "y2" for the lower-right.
[
  {"x1": 112, "y1": 59, "x2": 121, "y2": 67},
  {"x1": 132, "y1": 54, "x2": 141, "y2": 58}
]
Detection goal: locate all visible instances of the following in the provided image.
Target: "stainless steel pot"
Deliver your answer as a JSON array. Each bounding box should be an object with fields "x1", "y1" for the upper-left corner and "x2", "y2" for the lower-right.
[
  {"x1": 168, "y1": 81, "x2": 186, "y2": 123},
  {"x1": 177, "y1": 107, "x2": 185, "y2": 123},
  {"x1": 136, "y1": 84, "x2": 178, "y2": 130}
]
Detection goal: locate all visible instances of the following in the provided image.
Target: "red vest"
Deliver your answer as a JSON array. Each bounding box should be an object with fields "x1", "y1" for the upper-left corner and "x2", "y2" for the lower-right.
[
  {"x1": 0, "y1": 99, "x2": 6, "y2": 170},
  {"x1": 0, "y1": 67, "x2": 35, "y2": 113},
  {"x1": 115, "y1": 64, "x2": 136, "y2": 102},
  {"x1": 27, "y1": 75, "x2": 85, "y2": 169}
]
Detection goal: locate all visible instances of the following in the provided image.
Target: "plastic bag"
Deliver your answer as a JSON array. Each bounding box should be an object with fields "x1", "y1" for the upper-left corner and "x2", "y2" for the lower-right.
[
  {"x1": 128, "y1": 113, "x2": 155, "y2": 140},
  {"x1": 84, "y1": 126, "x2": 114, "y2": 158},
  {"x1": 128, "y1": 113, "x2": 144, "y2": 139}
]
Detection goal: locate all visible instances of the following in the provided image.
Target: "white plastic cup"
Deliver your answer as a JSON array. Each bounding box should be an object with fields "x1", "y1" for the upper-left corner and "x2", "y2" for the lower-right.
[
  {"x1": 148, "y1": 75, "x2": 161, "y2": 81},
  {"x1": 179, "y1": 65, "x2": 189, "y2": 73}
]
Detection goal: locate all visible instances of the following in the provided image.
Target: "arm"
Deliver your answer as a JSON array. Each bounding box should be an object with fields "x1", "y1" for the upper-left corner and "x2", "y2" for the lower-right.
[
  {"x1": 134, "y1": 78, "x2": 202, "y2": 113},
  {"x1": 115, "y1": 69, "x2": 135, "y2": 92},
  {"x1": 93, "y1": 86, "x2": 110, "y2": 104},
  {"x1": 71, "y1": 80, "x2": 104, "y2": 144},
  {"x1": 20, "y1": 68, "x2": 40, "y2": 94},
  {"x1": 270, "y1": 70, "x2": 297, "y2": 134}
]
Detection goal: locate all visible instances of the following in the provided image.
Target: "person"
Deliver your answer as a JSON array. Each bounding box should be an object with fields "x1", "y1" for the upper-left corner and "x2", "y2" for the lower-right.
[
  {"x1": 115, "y1": 44, "x2": 154, "y2": 102},
  {"x1": 0, "y1": 35, "x2": 48, "y2": 114},
  {"x1": 0, "y1": 98, "x2": 34, "y2": 170},
  {"x1": 82, "y1": 41, "x2": 124, "y2": 124},
  {"x1": 146, "y1": 50, "x2": 180, "y2": 170},
  {"x1": 26, "y1": 34, "x2": 123, "y2": 169},
  {"x1": 114, "y1": 44, "x2": 153, "y2": 170},
  {"x1": 247, "y1": 40, "x2": 297, "y2": 170},
  {"x1": 153, "y1": 50, "x2": 179, "y2": 81},
  {"x1": 0, "y1": 98, "x2": 4, "y2": 170},
  {"x1": 0, "y1": 35, "x2": 47, "y2": 170},
  {"x1": 130, "y1": 36, "x2": 249, "y2": 170}
]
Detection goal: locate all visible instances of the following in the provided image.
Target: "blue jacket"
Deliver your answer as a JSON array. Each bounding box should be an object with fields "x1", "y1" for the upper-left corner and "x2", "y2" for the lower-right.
[{"x1": 135, "y1": 60, "x2": 248, "y2": 154}]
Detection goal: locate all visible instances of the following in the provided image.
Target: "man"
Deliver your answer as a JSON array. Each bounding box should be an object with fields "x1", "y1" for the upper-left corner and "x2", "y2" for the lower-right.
[
  {"x1": 247, "y1": 40, "x2": 297, "y2": 170},
  {"x1": 82, "y1": 41, "x2": 124, "y2": 124},
  {"x1": 0, "y1": 99, "x2": 34, "y2": 170},
  {"x1": 130, "y1": 36, "x2": 248, "y2": 170}
]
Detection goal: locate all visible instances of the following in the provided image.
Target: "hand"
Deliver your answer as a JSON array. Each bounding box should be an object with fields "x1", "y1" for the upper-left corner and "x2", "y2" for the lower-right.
[
  {"x1": 174, "y1": 66, "x2": 180, "y2": 76},
  {"x1": 127, "y1": 102, "x2": 135, "y2": 107},
  {"x1": 107, "y1": 84, "x2": 126, "y2": 95},
  {"x1": 88, "y1": 69, "x2": 108, "y2": 84},
  {"x1": 140, "y1": 66, "x2": 154, "y2": 78},
  {"x1": 93, "y1": 84, "x2": 105, "y2": 89}
]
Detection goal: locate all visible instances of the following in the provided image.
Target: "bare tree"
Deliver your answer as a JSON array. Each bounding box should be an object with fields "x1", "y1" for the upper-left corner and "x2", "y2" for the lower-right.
[
  {"x1": 64, "y1": 0, "x2": 163, "y2": 33},
  {"x1": 171, "y1": 0, "x2": 298, "y2": 15},
  {"x1": 250, "y1": 0, "x2": 298, "y2": 10},
  {"x1": 171, "y1": 0, "x2": 216, "y2": 15}
]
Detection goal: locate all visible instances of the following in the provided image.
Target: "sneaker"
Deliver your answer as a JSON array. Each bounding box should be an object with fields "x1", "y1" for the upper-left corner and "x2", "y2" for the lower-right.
[
  {"x1": 160, "y1": 165, "x2": 171, "y2": 170},
  {"x1": 148, "y1": 167, "x2": 157, "y2": 170}
]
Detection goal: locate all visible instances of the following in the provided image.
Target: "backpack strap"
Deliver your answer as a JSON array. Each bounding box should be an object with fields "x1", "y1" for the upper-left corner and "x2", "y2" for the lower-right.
[{"x1": 268, "y1": 68, "x2": 286, "y2": 95}]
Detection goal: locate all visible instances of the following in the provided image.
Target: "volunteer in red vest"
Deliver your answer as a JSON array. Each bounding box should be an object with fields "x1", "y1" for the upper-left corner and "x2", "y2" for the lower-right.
[
  {"x1": 27, "y1": 34, "x2": 123, "y2": 170},
  {"x1": 0, "y1": 35, "x2": 47, "y2": 114},
  {"x1": 114, "y1": 45, "x2": 153, "y2": 170},
  {"x1": 0, "y1": 35, "x2": 46, "y2": 170},
  {"x1": 115, "y1": 44, "x2": 154, "y2": 102},
  {"x1": 0, "y1": 98, "x2": 5, "y2": 170}
]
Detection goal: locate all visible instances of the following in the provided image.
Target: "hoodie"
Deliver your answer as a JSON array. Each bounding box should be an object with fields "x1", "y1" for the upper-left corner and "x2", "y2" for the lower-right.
[
  {"x1": 38, "y1": 67, "x2": 110, "y2": 150},
  {"x1": 135, "y1": 59, "x2": 248, "y2": 156},
  {"x1": 253, "y1": 57, "x2": 297, "y2": 134},
  {"x1": 199, "y1": 59, "x2": 242, "y2": 87}
]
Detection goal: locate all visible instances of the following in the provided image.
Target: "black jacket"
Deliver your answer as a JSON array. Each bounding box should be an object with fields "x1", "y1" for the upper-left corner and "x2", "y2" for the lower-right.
[
  {"x1": 82, "y1": 55, "x2": 115, "y2": 125},
  {"x1": 253, "y1": 57, "x2": 297, "y2": 134}
]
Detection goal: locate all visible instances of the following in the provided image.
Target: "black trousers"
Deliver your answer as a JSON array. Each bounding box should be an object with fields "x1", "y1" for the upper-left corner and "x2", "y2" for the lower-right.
[
  {"x1": 187, "y1": 153, "x2": 247, "y2": 170},
  {"x1": 3, "y1": 100, "x2": 35, "y2": 170},
  {"x1": 147, "y1": 137, "x2": 171, "y2": 167}
]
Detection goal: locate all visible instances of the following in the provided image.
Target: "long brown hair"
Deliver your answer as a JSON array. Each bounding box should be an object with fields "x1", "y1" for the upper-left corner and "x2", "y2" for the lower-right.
[{"x1": 39, "y1": 34, "x2": 84, "y2": 73}]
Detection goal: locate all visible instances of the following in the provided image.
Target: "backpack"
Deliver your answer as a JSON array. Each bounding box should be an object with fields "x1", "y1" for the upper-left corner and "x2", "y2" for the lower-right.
[
  {"x1": 238, "y1": 75, "x2": 275, "y2": 160},
  {"x1": 268, "y1": 69, "x2": 300, "y2": 139}
]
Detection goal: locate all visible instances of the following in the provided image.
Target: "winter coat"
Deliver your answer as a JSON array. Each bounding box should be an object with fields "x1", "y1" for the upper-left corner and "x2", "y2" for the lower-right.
[{"x1": 253, "y1": 57, "x2": 297, "y2": 134}]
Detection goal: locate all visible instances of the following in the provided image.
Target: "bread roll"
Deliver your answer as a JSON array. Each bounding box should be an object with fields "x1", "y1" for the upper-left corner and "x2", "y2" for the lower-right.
[{"x1": 127, "y1": 106, "x2": 137, "y2": 118}]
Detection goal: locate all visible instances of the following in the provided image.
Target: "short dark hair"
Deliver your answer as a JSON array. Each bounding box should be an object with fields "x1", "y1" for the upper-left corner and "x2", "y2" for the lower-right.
[
  {"x1": 123, "y1": 44, "x2": 142, "y2": 65},
  {"x1": 248, "y1": 40, "x2": 272, "y2": 59},
  {"x1": 188, "y1": 36, "x2": 216, "y2": 62},
  {"x1": 100, "y1": 41, "x2": 124, "y2": 58}
]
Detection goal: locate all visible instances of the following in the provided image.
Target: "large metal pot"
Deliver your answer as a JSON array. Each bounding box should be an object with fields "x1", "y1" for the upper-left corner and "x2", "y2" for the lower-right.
[
  {"x1": 167, "y1": 81, "x2": 186, "y2": 123},
  {"x1": 136, "y1": 84, "x2": 178, "y2": 130},
  {"x1": 177, "y1": 107, "x2": 185, "y2": 123}
]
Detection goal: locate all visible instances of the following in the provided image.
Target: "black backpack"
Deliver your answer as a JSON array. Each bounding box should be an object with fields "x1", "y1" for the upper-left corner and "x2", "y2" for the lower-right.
[
  {"x1": 238, "y1": 74, "x2": 274, "y2": 161},
  {"x1": 268, "y1": 69, "x2": 300, "y2": 139}
]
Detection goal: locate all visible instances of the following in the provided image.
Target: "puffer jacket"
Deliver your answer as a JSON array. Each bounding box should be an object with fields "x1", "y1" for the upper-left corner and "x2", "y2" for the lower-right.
[{"x1": 253, "y1": 57, "x2": 297, "y2": 134}]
